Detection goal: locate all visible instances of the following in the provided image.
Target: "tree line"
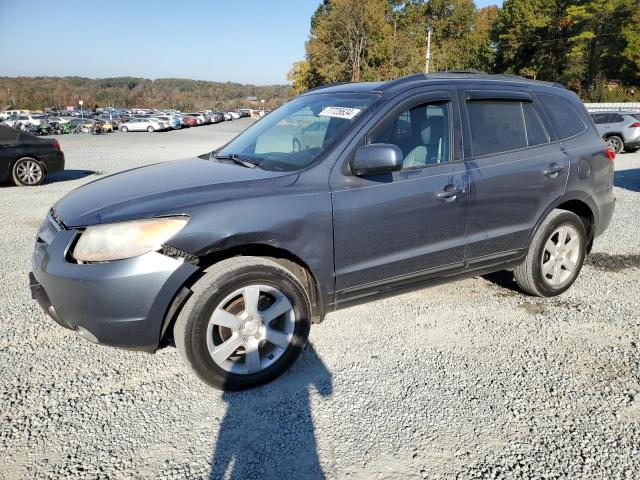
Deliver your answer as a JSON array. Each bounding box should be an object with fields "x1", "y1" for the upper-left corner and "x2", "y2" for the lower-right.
[
  {"x1": 0, "y1": 76, "x2": 292, "y2": 111},
  {"x1": 288, "y1": 0, "x2": 640, "y2": 101}
]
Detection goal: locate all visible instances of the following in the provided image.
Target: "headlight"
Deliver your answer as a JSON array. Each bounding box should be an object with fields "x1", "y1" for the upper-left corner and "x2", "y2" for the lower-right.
[{"x1": 72, "y1": 217, "x2": 188, "y2": 262}]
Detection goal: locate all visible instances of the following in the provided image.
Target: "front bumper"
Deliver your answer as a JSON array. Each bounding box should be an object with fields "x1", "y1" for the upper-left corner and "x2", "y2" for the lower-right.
[{"x1": 31, "y1": 223, "x2": 198, "y2": 352}]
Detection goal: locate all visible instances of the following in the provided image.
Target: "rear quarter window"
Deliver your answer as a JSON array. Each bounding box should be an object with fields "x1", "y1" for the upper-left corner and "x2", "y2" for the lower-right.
[{"x1": 538, "y1": 94, "x2": 587, "y2": 139}]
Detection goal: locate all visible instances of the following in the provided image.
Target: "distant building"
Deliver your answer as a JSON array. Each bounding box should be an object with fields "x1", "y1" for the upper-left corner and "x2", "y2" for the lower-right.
[{"x1": 246, "y1": 96, "x2": 258, "y2": 102}]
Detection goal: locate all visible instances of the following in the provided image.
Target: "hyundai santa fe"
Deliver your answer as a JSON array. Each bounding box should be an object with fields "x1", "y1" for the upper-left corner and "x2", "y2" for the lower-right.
[{"x1": 29, "y1": 72, "x2": 615, "y2": 390}]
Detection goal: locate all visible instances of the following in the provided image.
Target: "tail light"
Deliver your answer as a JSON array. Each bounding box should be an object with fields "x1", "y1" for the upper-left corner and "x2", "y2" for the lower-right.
[
  {"x1": 629, "y1": 122, "x2": 640, "y2": 128},
  {"x1": 51, "y1": 140, "x2": 61, "y2": 151},
  {"x1": 605, "y1": 146, "x2": 615, "y2": 162}
]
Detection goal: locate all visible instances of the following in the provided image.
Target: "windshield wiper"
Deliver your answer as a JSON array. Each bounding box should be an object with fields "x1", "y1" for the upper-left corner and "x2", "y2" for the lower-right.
[{"x1": 212, "y1": 152, "x2": 259, "y2": 169}]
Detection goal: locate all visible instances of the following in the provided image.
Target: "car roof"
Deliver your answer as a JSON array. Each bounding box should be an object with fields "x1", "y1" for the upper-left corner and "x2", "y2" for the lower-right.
[{"x1": 302, "y1": 71, "x2": 565, "y2": 96}]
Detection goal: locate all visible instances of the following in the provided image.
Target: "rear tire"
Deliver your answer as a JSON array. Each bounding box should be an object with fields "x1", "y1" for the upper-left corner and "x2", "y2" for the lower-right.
[
  {"x1": 606, "y1": 135, "x2": 624, "y2": 154},
  {"x1": 147, "y1": 126, "x2": 154, "y2": 133},
  {"x1": 514, "y1": 209, "x2": 586, "y2": 297},
  {"x1": 121, "y1": 126, "x2": 128, "y2": 132},
  {"x1": 12, "y1": 157, "x2": 45, "y2": 186},
  {"x1": 174, "y1": 257, "x2": 311, "y2": 390}
]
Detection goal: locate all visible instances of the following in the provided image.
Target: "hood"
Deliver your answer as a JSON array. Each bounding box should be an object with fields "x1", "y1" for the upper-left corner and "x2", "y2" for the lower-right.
[{"x1": 54, "y1": 157, "x2": 298, "y2": 227}]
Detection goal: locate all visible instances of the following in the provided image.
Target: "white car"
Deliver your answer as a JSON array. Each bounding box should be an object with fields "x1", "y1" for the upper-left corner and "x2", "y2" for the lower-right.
[
  {"x1": 5, "y1": 113, "x2": 47, "y2": 127},
  {"x1": 120, "y1": 118, "x2": 165, "y2": 132},
  {"x1": 229, "y1": 111, "x2": 241, "y2": 120}
]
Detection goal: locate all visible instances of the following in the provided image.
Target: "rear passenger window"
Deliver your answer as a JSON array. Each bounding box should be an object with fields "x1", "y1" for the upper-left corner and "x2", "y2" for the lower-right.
[
  {"x1": 611, "y1": 114, "x2": 624, "y2": 123},
  {"x1": 0, "y1": 126, "x2": 19, "y2": 144},
  {"x1": 466, "y1": 101, "x2": 528, "y2": 156},
  {"x1": 592, "y1": 114, "x2": 608, "y2": 124},
  {"x1": 539, "y1": 94, "x2": 586, "y2": 139}
]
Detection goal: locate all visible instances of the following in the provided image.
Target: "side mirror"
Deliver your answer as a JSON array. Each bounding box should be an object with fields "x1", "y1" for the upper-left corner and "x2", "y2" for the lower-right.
[{"x1": 351, "y1": 144, "x2": 403, "y2": 176}]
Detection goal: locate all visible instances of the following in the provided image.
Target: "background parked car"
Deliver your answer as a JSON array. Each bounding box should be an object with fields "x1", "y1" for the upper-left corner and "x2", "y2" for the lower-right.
[
  {"x1": 120, "y1": 118, "x2": 165, "y2": 132},
  {"x1": 0, "y1": 124, "x2": 64, "y2": 186},
  {"x1": 153, "y1": 115, "x2": 181, "y2": 129},
  {"x1": 4, "y1": 114, "x2": 47, "y2": 128},
  {"x1": 591, "y1": 111, "x2": 640, "y2": 153}
]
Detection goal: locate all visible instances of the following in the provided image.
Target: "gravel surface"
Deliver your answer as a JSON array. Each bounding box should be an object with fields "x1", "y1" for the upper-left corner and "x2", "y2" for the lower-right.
[{"x1": 1, "y1": 122, "x2": 639, "y2": 479}]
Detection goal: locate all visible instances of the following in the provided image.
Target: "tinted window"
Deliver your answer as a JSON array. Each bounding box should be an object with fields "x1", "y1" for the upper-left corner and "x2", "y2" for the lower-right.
[
  {"x1": 539, "y1": 95, "x2": 586, "y2": 139},
  {"x1": 522, "y1": 102, "x2": 550, "y2": 146},
  {"x1": 0, "y1": 125, "x2": 19, "y2": 143},
  {"x1": 466, "y1": 101, "x2": 528, "y2": 156},
  {"x1": 611, "y1": 114, "x2": 624, "y2": 123},
  {"x1": 371, "y1": 101, "x2": 450, "y2": 168},
  {"x1": 592, "y1": 114, "x2": 608, "y2": 124}
]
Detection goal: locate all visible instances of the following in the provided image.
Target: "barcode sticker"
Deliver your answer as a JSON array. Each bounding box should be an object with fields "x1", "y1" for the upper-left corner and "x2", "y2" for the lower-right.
[{"x1": 318, "y1": 107, "x2": 362, "y2": 120}]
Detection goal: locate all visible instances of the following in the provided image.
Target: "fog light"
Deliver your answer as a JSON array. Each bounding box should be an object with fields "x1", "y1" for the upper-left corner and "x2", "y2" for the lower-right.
[{"x1": 76, "y1": 326, "x2": 99, "y2": 344}]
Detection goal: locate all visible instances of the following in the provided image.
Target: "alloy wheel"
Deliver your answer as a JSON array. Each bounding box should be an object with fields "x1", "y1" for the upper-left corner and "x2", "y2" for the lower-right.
[
  {"x1": 15, "y1": 159, "x2": 44, "y2": 185},
  {"x1": 541, "y1": 224, "x2": 581, "y2": 287},
  {"x1": 206, "y1": 284, "x2": 295, "y2": 374}
]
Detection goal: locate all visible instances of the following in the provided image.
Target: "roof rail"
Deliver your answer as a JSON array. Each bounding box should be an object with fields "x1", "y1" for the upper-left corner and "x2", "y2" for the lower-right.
[
  {"x1": 303, "y1": 82, "x2": 349, "y2": 94},
  {"x1": 378, "y1": 73, "x2": 427, "y2": 90}
]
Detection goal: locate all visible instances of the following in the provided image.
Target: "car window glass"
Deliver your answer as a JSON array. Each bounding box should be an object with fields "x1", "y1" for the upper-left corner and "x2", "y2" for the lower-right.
[
  {"x1": 538, "y1": 94, "x2": 586, "y2": 139},
  {"x1": 370, "y1": 101, "x2": 450, "y2": 168},
  {"x1": 611, "y1": 114, "x2": 624, "y2": 123},
  {"x1": 592, "y1": 114, "x2": 607, "y2": 124},
  {"x1": 0, "y1": 126, "x2": 19, "y2": 143},
  {"x1": 466, "y1": 100, "x2": 528, "y2": 156},
  {"x1": 220, "y1": 93, "x2": 378, "y2": 172},
  {"x1": 522, "y1": 102, "x2": 550, "y2": 146}
]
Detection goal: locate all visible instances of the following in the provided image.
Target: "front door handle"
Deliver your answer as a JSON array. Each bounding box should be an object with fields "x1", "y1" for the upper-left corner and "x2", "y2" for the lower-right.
[
  {"x1": 544, "y1": 164, "x2": 564, "y2": 178},
  {"x1": 436, "y1": 185, "x2": 461, "y2": 201}
]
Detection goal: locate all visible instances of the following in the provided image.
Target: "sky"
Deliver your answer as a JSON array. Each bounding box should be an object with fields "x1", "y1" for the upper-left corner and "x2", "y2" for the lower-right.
[{"x1": 0, "y1": 0, "x2": 502, "y2": 85}]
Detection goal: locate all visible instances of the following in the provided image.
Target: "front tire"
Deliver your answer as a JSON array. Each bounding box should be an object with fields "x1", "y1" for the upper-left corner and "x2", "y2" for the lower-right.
[
  {"x1": 147, "y1": 126, "x2": 154, "y2": 133},
  {"x1": 12, "y1": 157, "x2": 45, "y2": 186},
  {"x1": 514, "y1": 209, "x2": 586, "y2": 297},
  {"x1": 121, "y1": 126, "x2": 128, "y2": 132},
  {"x1": 174, "y1": 257, "x2": 311, "y2": 390}
]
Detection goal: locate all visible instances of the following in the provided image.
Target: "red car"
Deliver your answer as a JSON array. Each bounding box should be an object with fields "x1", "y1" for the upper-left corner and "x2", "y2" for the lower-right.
[{"x1": 182, "y1": 116, "x2": 198, "y2": 127}]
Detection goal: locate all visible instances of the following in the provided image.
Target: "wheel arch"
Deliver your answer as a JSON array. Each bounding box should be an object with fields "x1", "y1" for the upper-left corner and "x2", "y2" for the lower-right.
[
  {"x1": 602, "y1": 131, "x2": 625, "y2": 141},
  {"x1": 530, "y1": 196, "x2": 596, "y2": 255},
  {"x1": 159, "y1": 242, "x2": 325, "y2": 348}
]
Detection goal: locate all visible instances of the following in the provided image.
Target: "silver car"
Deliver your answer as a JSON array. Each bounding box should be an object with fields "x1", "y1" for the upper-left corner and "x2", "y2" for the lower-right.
[
  {"x1": 591, "y1": 111, "x2": 640, "y2": 153},
  {"x1": 120, "y1": 118, "x2": 165, "y2": 133}
]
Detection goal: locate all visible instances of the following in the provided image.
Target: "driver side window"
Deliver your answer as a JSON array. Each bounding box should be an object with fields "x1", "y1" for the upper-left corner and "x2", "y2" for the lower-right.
[{"x1": 370, "y1": 101, "x2": 450, "y2": 169}]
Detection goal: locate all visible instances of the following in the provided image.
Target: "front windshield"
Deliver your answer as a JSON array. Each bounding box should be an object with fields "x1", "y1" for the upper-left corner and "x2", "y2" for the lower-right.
[{"x1": 218, "y1": 92, "x2": 379, "y2": 171}]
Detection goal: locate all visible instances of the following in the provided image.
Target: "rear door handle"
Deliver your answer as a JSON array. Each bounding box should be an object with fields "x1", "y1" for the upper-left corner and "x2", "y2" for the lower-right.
[{"x1": 544, "y1": 164, "x2": 564, "y2": 178}]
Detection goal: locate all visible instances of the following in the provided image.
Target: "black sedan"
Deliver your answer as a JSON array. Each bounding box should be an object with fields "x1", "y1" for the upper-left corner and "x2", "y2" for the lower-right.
[{"x1": 0, "y1": 125, "x2": 65, "y2": 186}]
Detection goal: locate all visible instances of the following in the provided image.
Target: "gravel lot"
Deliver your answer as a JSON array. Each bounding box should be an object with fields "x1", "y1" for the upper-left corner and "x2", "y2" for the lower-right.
[{"x1": 1, "y1": 120, "x2": 639, "y2": 479}]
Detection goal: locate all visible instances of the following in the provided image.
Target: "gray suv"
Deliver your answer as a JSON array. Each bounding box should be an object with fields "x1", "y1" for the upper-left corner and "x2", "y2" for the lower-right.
[
  {"x1": 591, "y1": 111, "x2": 640, "y2": 154},
  {"x1": 29, "y1": 72, "x2": 615, "y2": 390}
]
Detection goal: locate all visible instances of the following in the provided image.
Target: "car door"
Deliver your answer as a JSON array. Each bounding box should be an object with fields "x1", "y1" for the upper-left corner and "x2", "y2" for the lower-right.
[
  {"x1": 330, "y1": 90, "x2": 469, "y2": 301},
  {"x1": 460, "y1": 89, "x2": 570, "y2": 262}
]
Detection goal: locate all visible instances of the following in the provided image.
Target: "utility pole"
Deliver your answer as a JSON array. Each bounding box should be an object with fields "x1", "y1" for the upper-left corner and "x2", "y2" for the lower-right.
[{"x1": 425, "y1": 28, "x2": 433, "y2": 74}]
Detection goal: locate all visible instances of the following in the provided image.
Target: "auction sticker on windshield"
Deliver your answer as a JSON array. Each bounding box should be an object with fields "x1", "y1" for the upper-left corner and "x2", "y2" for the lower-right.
[{"x1": 319, "y1": 107, "x2": 362, "y2": 120}]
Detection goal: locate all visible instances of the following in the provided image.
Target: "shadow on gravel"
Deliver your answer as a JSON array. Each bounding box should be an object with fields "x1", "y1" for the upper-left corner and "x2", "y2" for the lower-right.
[
  {"x1": 481, "y1": 270, "x2": 521, "y2": 294},
  {"x1": 209, "y1": 343, "x2": 332, "y2": 479},
  {"x1": 585, "y1": 252, "x2": 640, "y2": 272},
  {"x1": 44, "y1": 169, "x2": 96, "y2": 184},
  {"x1": 614, "y1": 168, "x2": 640, "y2": 192}
]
